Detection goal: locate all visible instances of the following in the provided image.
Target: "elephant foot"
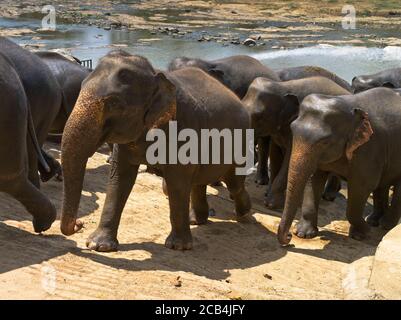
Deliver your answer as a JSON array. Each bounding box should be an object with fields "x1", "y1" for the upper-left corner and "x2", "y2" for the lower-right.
[
  {"x1": 264, "y1": 192, "x2": 285, "y2": 210},
  {"x1": 366, "y1": 211, "x2": 382, "y2": 227},
  {"x1": 295, "y1": 219, "x2": 318, "y2": 239},
  {"x1": 349, "y1": 224, "x2": 369, "y2": 241},
  {"x1": 255, "y1": 171, "x2": 269, "y2": 185},
  {"x1": 234, "y1": 190, "x2": 251, "y2": 218},
  {"x1": 165, "y1": 231, "x2": 193, "y2": 250},
  {"x1": 86, "y1": 229, "x2": 119, "y2": 252},
  {"x1": 32, "y1": 205, "x2": 57, "y2": 233},
  {"x1": 189, "y1": 208, "x2": 210, "y2": 225},
  {"x1": 379, "y1": 215, "x2": 399, "y2": 231}
]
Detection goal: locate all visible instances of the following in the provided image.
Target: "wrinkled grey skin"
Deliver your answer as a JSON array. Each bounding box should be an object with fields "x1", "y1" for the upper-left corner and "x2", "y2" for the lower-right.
[
  {"x1": 36, "y1": 51, "x2": 91, "y2": 135},
  {"x1": 352, "y1": 68, "x2": 401, "y2": 93},
  {"x1": 0, "y1": 38, "x2": 59, "y2": 232},
  {"x1": 242, "y1": 76, "x2": 350, "y2": 210},
  {"x1": 278, "y1": 88, "x2": 401, "y2": 245},
  {"x1": 60, "y1": 51, "x2": 252, "y2": 252},
  {"x1": 277, "y1": 66, "x2": 352, "y2": 92},
  {"x1": 169, "y1": 55, "x2": 280, "y2": 185}
]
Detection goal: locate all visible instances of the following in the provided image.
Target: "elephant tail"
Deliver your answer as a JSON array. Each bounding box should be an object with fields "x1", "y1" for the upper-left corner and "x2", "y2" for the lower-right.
[{"x1": 27, "y1": 103, "x2": 51, "y2": 173}]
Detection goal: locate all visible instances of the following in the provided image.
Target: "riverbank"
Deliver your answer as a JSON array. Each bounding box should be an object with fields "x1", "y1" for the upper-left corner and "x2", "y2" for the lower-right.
[{"x1": 2, "y1": 1, "x2": 401, "y2": 48}]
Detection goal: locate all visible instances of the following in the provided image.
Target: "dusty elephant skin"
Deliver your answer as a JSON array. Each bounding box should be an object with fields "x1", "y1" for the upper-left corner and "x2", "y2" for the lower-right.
[
  {"x1": 168, "y1": 55, "x2": 280, "y2": 186},
  {"x1": 278, "y1": 87, "x2": 401, "y2": 245},
  {"x1": 352, "y1": 68, "x2": 401, "y2": 93},
  {"x1": 242, "y1": 76, "x2": 349, "y2": 210},
  {"x1": 0, "y1": 50, "x2": 56, "y2": 233},
  {"x1": 60, "y1": 50, "x2": 252, "y2": 251}
]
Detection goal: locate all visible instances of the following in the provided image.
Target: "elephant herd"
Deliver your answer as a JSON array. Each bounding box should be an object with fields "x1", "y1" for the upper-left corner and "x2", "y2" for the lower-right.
[{"x1": 1, "y1": 35, "x2": 401, "y2": 253}]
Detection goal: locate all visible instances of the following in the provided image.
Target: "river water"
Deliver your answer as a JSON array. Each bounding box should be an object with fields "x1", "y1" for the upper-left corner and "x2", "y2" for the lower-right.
[{"x1": 2, "y1": 16, "x2": 401, "y2": 81}]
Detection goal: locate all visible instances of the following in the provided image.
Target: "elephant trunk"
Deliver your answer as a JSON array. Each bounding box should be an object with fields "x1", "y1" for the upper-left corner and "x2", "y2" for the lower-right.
[
  {"x1": 60, "y1": 90, "x2": 105, "y2": 236},
  {"x1": 277, "y1": 137, "x2": 317, "y2": 245}
]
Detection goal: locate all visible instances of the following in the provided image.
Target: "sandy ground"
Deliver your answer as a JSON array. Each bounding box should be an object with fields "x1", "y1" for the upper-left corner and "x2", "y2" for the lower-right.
[{"x1": 0, "y1": 143, "x2": 388, "y2": 299}]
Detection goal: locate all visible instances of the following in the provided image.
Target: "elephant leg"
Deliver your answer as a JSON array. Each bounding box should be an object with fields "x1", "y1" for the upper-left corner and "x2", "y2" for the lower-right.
[
  {"x1": 347, "y1": 182, "x2": 371, "y2": 240},
  {"x1": 322, "y1": 174, "x2": 342, "y2": 201},
  {"x1": 255, "y1": 136, "x2": 269, "y2": 185},
  {"x1": 366, "y1": 187, "x2": 389, "y2": 227},
  {"x1": 189, "y1": 185, "x2": 209, "y2": 225},
  {"x1": 295, "y1": 170, "x2": 328, "y2": 239},
  {"x1": 223, "y1": 169, "x2": 251, "y2": 221},
  {"x1": 265, "y1": 144, "x2": 289, "y2": 210},
  {"x1": 86, "y1": 146, "x2": 139, "y2": 252},
  {"x1": 380, "y1": 183, "x2": 401, "y2": 230},
  {"x1": 5, "y1": 177, "x2": 56, "y2": 233},
  {"x1": 265, "y1": 140, "x2": 283, "y2": 196},
  {"x1": 164, "y1": 169, "x2": 193, "y2": 250},
  {"x1": 27, "y1": 142, "x2": 40, "y2": 189}
]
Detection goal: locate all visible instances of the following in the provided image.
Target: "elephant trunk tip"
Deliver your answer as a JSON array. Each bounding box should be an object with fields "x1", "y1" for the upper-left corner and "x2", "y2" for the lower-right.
[
  {"x1": 60, "y1": 215, "x2": 84, "y2": 236},
  {"x1": 277, "y1": 222, "x2": 293, "y2": 246}
]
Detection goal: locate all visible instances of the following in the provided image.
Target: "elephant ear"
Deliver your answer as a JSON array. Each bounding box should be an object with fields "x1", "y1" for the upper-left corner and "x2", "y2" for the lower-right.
[
  {"x1": 144, "y1": 72, "x2": 177, "y2": 128},
  {"x1": 278, "y1": 94, "x2": 300, "y2": 128},
  {"x1": 345, "y1": 108, "x2": 373, "y2": 161}
]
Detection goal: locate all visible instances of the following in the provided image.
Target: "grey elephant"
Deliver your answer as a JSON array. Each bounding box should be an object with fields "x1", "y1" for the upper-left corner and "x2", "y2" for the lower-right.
[
  {"x1": 0, "y1": 38, "x2": 62, "y2": 232},
  {"x1": 168, "y1": 55, "x2": 280, "y2": 185},
  {"x1": 60, "y1": 51, "x2": 252, "y2": 251},
  {"x1": 242, "y1": 76, "x2": 350, "y2": 209},
  {"x1": 278, "y1": 87, "x2": 401, "y2": 245},
  {"x1": 277, "y1": 66, "x2": 352, "y2": 92},
  {"x1": 352, "y1": 67, "x2": 401, "y2": 93}
]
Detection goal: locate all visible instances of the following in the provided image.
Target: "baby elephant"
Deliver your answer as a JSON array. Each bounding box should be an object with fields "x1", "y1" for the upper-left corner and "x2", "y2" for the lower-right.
[
  {"x1": 278, "y1": 87, "x2": 401, "y2": 245},
  {"x1": 60, "y1": 51, "x2": 252, "y2": 251}
]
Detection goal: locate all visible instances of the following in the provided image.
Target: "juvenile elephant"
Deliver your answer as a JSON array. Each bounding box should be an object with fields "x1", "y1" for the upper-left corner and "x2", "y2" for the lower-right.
[
  {"x1": 277, "y1": 66, "x2": 352, "y2": 92},
  {"x1": 60, "y1": 51, "x2": 252, "y2": 251},
  {"x1": 168, "y1": 55, "x2": 281, "y2": 185},
  {"x1": 242, "y1": 76, "x2": 350, "y2": 209},
  {"x1": 352, "y1": 68, "x2": 401, "y2": 93},
  {"x1": 36, "y1": 51, "x2": 91, "y2": 135},
  {"x1": 277, "y1": 87, "x2": 401, "y2": 245},
  {"x1": 0, "y1": 52, "x2": 56, "y2": 233}
]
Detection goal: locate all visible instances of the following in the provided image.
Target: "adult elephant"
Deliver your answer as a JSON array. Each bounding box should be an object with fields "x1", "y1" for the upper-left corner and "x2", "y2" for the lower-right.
[
  {"x1": 242, "y1": 76, "x2": 350, "y2": 209},
  {"x1": 277, "y1": 66, "x2": 352, "y2": 92},
  {"x1": 277, "y1": 87, "x2": 401, "y2": 245},
  {"x1": 0, "y1": 48, "x2": 57, "y2": 232},
  {"x1": 36, "y1": 51, "x2": 91, "y2": 135},
  {"x1": 60, "y1": 51, "x2": 252, "y2": 251},
  {"x1": 168, "y1": 55, "x2": 280, "y2": 185},
  {"x1": 352, "y1": 68, "x2": 401, "y2": 93}
]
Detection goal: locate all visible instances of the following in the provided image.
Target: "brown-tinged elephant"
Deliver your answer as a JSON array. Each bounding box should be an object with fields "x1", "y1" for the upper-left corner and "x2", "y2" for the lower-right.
[
  {"x1": 352, "y1": 68, "x2": 401, "y2": 93},
  {"x1": 242, "y1": 76, "x2": 350, "y2": 209},
  {"x1": 60, "y1": 50, "x2": 252, "y2": 251},
  {"x1": 277, "y1": 66, "x2": 352, "y2": 92},
  {"x1": 0, "y1": 39, "x2": 59, "y2": 232},
  {"x1": 168, "y1": 55, "x2": 281, "y2": 185},
  {"x1": 278, "y1": 87, "x2": 401, "y2": 245}
]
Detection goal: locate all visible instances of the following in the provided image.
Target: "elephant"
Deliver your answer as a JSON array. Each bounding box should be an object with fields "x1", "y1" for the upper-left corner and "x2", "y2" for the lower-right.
[
  {"x1": 277, "y1": 66, "x2": 352, "y2": 92},
  {"x1": 168, "y1": 55, "x2": 281, "y2": 185},
  {"x1": 352, "y1": 68, "x2": 401, "y2": 93},
  {"x1": 277, "y1": 87, "x2": 401, "y2": 245},
  {"x1": 242, "y1": 76, "x2": 350, "y2": 209},
  {"x1": 0, "y1": 49, "x2": 56, "y2": 233},
  {"x1": 36, "y1": 51, "x2": 91, "y2": 136},
  {"x1": 60, "y1": 50, "x2": 252, "y2": 251}
]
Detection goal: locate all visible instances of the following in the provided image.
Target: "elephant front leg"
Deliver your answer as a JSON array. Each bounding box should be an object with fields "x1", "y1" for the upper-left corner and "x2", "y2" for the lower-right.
[
  {"x1": 380, "y1": 183, "x2": 401, "y2": 230},
  {"x1": 255, "y1": 136, "x2": 269, "y2": 185},
  {"x1": 347, "y1": 182, "x2": 371, "y2": 240},
  {"x1": 295, "y1": 170, "x2": 327, "y2": 239},
  {"x1": 86, "y1": 145, "x2": 139, "y2": 252},
  {"x1": 164, "y1": 170, "x2": 192, "y2": 250}
]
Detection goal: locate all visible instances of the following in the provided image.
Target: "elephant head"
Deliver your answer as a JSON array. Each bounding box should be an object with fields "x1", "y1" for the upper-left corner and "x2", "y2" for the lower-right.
[
  {"x1": 242, "y1": 77, "x2": 300, "y2": 138},
  {"x1": 277, "y1": 94, "x2": 373, "y2": 245},
  {"x1": 352, "y1": 74, "x2": 396, "y2": 94},
  {"x1": 60, "y1": 50, "x2": 176, "y2": 236},
  {"x1": 168, "y1": 57, "x2": 225, "y2": 82}
]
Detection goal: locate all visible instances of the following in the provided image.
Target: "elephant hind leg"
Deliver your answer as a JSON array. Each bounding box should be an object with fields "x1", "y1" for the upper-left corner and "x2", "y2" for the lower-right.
[
  {"x1": 380, "y1": 183, "x2": 401, "y2": 230},
  {"x1": 223, "y1": 169, "x2": 251, "y2": 221},
  {"x1": 5, "y1": 177, "x2": 56, "y2": 233},
  {"x1": 189, "y1": 185, "x2": 209, "y2": 225}
]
